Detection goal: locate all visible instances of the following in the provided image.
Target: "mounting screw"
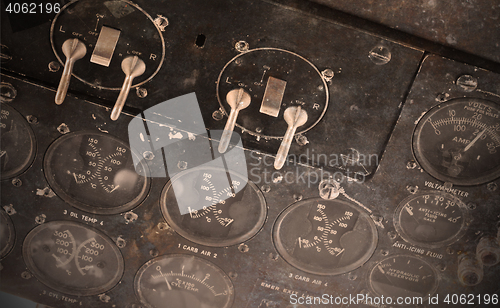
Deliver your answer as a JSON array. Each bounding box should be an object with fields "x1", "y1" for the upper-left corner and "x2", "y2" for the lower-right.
[
  {"x1": 319, "y1": 179, "x2": 340, "y2": 200},
  {"x1": 456, "y1": 75, "x2": 478, "y2": 92},
  {"x1": 12, "y1": 178, "x2": 22, "y2": 187},
  {"x1": 0, "y1": 82, "x2": 17, "y2": 102},
  {"x1": 48, "y1": 61, "x2": 61, "y2": 72},
  {"x1": 136, "y1": 87, "x2": 148, "y2": 98},
  {"x1": 261, "y1": 185, "x2": 270, "y2": 193},
  {"x1": 212, "y1": 110, "x2": 224, "y2": 121},
  {"x1": 26, "y1": 115, "x2": 38, "y2": 124},
  {"x1": 235, "y1": 41, "x2": 249, "y2": 52},
  {"x1": 321, "y1": 69, "x2": 334, "y2": 82},
  {"x1": 296, "y1": 134, "x2": 309, "y2": 146},
  {"x1": 487, "y1": 182, "x2": 498, "y2": 191},
  {"x1": 406, "y1": 185, "x2": 418, "y2": 194},
  {"x1": 238, "y1": 243, "x2": 249, "y2": 253},
  {"x1": 21, "y1": 271, "x2": 32, "y2": 279},
  {"x1": 368, "y1": 46, "x2": 391, "y2": 65},
  {"x1": 406, "y1": 160, "x2": 417, "y2": 169}
]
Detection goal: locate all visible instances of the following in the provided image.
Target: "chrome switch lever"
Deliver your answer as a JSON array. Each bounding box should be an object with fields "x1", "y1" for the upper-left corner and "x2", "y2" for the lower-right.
[
  {"x1": 218, "y1": 88, "x2": 251, "y2": 153},
  {"x1": 274, "y1": 106, "x2": 308, "y2": 170},
  {"x1": 55, "y1": 38, "x2": 87, "y2": 105},
  {"x1": 111, "y1": 56, "x2": 145, "y2": 121}
]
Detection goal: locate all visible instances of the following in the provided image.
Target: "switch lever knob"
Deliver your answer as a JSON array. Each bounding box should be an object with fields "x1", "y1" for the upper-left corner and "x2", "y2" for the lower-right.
[
  {"x1": 218, "y1": 88, "x2": 251, "y2": 153},
  {"x1": 274, "y1": 106, "x2": 308, "y2": 170},
  {"x1": 55, "y1": 38, "x2": 87, "y2": 105},
  {"x1": 111, "y1": 56, "x2": 146, "y2": 121}
]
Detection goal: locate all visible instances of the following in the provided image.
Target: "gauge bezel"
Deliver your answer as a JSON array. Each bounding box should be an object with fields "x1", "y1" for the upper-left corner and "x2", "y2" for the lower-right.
[
  {"x1": 22, "y1": 220, "x2": 125, "y2": 296},
  {"x1": 272, "y1": 198, "x2": 378, "y2": 276},
  {"x1": 160, "y1": 166, "x2": 267, "y2": 247},
  {"x1": 134, "y1": 254, "x2": 234, "y2": 308},
  {"x1": 412, "y1": 97, "x2": 500, "y2": 186},
  {"x1": 394, "y1": 191, "x2": 470, "y2": 248},
  {"x1": 43, "y1": 131, "x2": 150, "y2": 214}
]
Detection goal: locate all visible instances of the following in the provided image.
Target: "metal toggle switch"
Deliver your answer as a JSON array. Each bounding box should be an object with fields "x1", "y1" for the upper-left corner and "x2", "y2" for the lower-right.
[
  {"x1": 274, "y1": 106, "x2": 308, "y2": 170},
  {"x1": 218, "y1": 88, "x2": 251, "y2": 153},
  {"x1": 91, "y1": 26, "x2": 121, "y2": 67},
  {"x1": 110, "y1": 56, "x2": 146, "y2": 121},
  {"x1": 55, "y1": 38, "x2": 87, "y2": 105}
]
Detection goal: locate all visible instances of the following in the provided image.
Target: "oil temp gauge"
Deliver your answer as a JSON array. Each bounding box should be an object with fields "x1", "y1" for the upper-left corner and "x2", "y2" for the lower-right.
[
  {"x1": 273, "y1": 198, "x2": 378, "y2": 275},
  {"x1": 161, "y1": 167, "x2": 267, "y2": 247},
  {"x1": 134, "y1": 254, "x2": 234, "y2": 308},
  {"x1": 413, "y1": 98, "x2": 500, "y2": 185},
  {"x1": 394, "y1": 191, "x2": 469, "y2": 248},
  {"x1": 44, "y1": 131, "x2": 150, "y2": 214},
  {"x1": 22, "y1": 221, "x2": 124, "y2": 296}
]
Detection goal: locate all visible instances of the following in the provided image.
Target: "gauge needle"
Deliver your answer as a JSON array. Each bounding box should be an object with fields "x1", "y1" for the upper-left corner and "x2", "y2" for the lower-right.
[
  {"x1": 109, "y1": 185, "x2": 120, "y2": 193},
  {"x1": 52, "y1": 254, "x2": 64, "y2": 266},
  {"x1": 464, "y1": 128, "x2": 487, "y2": 152},
  {"x1": 158, "y1": 270, "x2": 173, "y2": 290},
  {"x1": 73, "y1": 172, "x2": 79, "y2": 182},
  {"x1": 0, "y1": 150, "x2": 6, "y2": 158}
]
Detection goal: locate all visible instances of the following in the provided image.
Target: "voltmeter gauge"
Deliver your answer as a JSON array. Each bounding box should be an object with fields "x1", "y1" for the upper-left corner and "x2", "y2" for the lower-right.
[
  {"x1": 22, "y1": 221, "x2": 124, "y2": 296},
  {"x1": 44, "y1": 131, "x2": 150, "y2": 214},
  {"x1": 273, "y1": 198, "x2": 377, "y2": 275},
  {"x1": 394, "y1": 191, "x2": 469, "y2": 248},
  {"x1": 1, "y1": 210, "x2": 15, "y2": 259},
  {"x1": 369, "y1": 255, "x2": 439, "y2": 304},
  {"x1": 413, "y1": 98, "x2": 500, "y2": 185},
  {"x1": 217, "y1": 48, "x2": 328, "y2": 138},
  {"x1": 161, "y1": 167, "x2": 267, "y2": 247},
  {"x1": 134, "y1": 254, "x2": 234, "y2": 308},
  {"x1": 0, "y1": 104, "x2": 36, "y2": 180}
]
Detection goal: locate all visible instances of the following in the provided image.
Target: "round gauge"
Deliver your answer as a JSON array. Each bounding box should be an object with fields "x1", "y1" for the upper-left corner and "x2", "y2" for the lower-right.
[
  {"x1": 44, "y1": 131, "x2": 150, "y2": 214},
  {"x1": 22, "y1": 221, "x2": 124, "y2": 296},
  {"x1": 50, "y1": 0, "x2": 165, "y2": 90},
  {"x1": 0, "y1": 210, "x2": 15, "y2": 259},
  {"x1": 134, "y1": 254, "x2": 234, "y2": 308},
  {"x1": 0, "y1": 104, "x2": 36, "y2": 180},
  {"x1": 216, "y1": 48, "x2": 328, "y2": 139},
  {"x1": 273, "y1": 198, "x2": 378, "y2": 275},
  {"x1": 413, "y1": 98, "x2": 500, "y2": 185},
  {"x1": 369, "y1": 255, "x2": 439, "y2": 304},
  {"x1": 394, "y1": 191, "x2": 469, "y2": 248},
  {"x1": 161, "y1": 167, "x2": 267, "y2": 247}
]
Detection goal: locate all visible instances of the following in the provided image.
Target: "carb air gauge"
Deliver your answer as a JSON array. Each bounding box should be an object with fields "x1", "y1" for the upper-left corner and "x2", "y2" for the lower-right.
[
  {"x1": 273, "y1": 198, "x2": 377, "y2": 275},
  {"x1": 412, "y1": 98, "x2": 500, "y2": 185},
  {"x1": 160, "y1": 167, "x2": 267, "y2": 247}
]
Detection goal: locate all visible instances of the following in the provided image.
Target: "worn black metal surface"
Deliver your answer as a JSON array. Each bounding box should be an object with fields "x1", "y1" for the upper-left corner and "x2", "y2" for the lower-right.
[
  {"x1": 307, "y1": 0, "x2": 500, "y2": 65},
  {"x1": 1, "y1": 0, "x2": 500, "y2": 307}
]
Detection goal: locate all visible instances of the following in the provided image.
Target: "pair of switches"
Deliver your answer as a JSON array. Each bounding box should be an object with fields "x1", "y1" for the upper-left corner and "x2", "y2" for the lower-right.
[
  {"x1": 219, "y1": 88, "x2": 308, "y2": 170},
  {"x1": 55, "y1": 37, "x2": 145, "y2": 121}
]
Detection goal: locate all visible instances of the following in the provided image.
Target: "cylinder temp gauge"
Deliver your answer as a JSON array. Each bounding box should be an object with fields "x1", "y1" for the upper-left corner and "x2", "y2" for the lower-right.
[
  {"x1": 44, "y1": 131, "x2": 150, "y2": 214},
  {"x1": 394, "y1": 191, "x2": 469, "y2": 248},
  {"x1": 134, "y1": 254, "x2": 234, "y2": 308},
  {"x1": 412, "y1": 98, "x2": 500, "y2": 185},
  {"x1": 22, "y1": 221, "x2": 124, "y2": 296},
  {"x1": 273, "y1": 198, "x2": 378, "y2": 275}
]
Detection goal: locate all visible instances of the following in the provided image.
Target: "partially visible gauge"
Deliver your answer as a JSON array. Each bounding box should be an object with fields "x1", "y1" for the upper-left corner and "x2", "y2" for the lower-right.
[
  {"x1": 369, "y1": 255, "x2": 439, "y2": 304},
  {"x1": 22, "y1": 221, "x2": 124, "y2": 296},
  {"x1": 134, "y1": 254, "x2": 234, "y2": 308},
  {"x1": 44, "y1": 131, "x2": 150, "y2": 214},
  {"x1": 394, "y1": 191, "x2": 469, "y2": 248},
  {"x1": 0, "y1": 209, "x2": 15, "y2": 259},
  {"x1": 161, "y1": 167, "x2": 267, "y2": 247},
  {"x1": 413, "y1": 98, "x2": 500, "y2": 185},
  {"x1": 217, "y1": 48, "x2": 328, "y2": 139},
  {"x1": 0, "y1": 103, "x2": 36, "y2": 180},
  {"x1": 273, "y1": 198, "x2": 377, "y2": 275}
]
